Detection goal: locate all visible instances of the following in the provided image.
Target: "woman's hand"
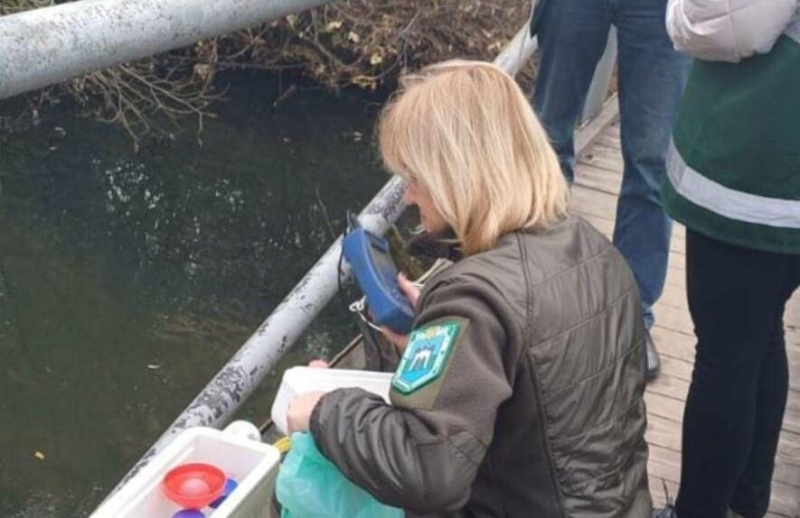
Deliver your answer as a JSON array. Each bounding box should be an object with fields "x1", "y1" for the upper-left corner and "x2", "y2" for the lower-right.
[
  {"x1": 287, "y1": 391, "x2": 325, "y2": 433},
  {"x1": 397, "y1": 272, "x2": 421, "y2": 307},
  {"x1": 285, "y1": 360, "x2": 329, "y2": 433},
  {"x1": 380, "y1": 273, "x2": 420, "y2": 354}
]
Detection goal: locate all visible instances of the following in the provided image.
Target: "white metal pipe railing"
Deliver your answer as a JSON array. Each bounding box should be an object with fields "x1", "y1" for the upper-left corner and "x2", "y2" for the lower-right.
[
  {"x1": 494, "y1": 21, "x2": 539, "y2": 78},
  {"x1": 581, "y1": 27, "x2": 618, "y2": 125},
  {"x1": 0, "y1": 0, "x2": 336, "y2": 100}
]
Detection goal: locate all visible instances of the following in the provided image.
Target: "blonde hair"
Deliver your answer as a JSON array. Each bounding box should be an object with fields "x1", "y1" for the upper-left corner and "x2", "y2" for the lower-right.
[{"x1": 379, "y1": 60, "x2": 569, "y2": 256}]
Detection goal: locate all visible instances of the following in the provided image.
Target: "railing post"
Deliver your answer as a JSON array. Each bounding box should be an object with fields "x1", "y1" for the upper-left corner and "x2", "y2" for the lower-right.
[
  {"x1": 494, "y1": 24, "x2": 539, "y2": 78},
  {"x1": 581, "y1": 27, "x2": 618, "y2": 125}
]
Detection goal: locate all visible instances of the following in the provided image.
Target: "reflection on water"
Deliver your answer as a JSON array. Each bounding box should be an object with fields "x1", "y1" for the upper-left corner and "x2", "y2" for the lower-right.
[{"x1": 0, "y1": 75, "x2": 388, "y2": 517}]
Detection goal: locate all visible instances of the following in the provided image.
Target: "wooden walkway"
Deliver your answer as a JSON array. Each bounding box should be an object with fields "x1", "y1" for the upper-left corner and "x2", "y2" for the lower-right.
[{"x1": 571, "y1": 97, "x2": 800, "y2": 517}]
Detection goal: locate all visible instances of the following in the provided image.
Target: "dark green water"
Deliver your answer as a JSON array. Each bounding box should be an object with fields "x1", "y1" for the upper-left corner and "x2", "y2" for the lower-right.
[{"x1": 0, "y1": 76, "x2": 390, "y2": 517}]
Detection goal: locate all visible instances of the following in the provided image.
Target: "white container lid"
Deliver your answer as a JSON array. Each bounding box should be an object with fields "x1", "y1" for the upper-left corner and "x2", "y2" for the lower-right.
[{"x1": 271, "y1": 367, "x2": 393, "y2": 435}]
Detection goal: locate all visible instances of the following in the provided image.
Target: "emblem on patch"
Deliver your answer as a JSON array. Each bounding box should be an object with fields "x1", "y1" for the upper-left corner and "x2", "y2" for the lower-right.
[{"x1": 392, "y1": 321, "x2": 461, "y2": 394}]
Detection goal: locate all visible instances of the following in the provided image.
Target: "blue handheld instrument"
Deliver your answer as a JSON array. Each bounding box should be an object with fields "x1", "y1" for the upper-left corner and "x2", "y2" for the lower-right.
[{"x1": 342, "y1": 226, "x2": 415, "y2": 335}]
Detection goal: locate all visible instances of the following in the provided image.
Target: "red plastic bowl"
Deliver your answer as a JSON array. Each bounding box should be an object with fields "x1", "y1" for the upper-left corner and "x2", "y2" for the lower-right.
[{"x1": 163, "y1": 463, "x2": 226, "y2": 509}]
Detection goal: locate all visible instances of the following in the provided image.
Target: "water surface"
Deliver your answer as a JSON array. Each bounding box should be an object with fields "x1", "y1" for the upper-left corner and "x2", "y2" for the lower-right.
[{"x1": 0, "y1": 75, "x2": 391, "y2": 517}]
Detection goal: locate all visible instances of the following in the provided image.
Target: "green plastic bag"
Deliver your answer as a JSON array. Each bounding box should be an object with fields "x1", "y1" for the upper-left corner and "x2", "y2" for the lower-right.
[{"x1": 276, "y1": 432, "x2": 403, "y2": 518}]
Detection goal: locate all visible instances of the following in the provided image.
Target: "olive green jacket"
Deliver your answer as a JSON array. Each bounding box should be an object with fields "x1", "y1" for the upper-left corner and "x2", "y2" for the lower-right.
[{"x1": 310, "y1": 216, "x2": 651, "y2": 517}]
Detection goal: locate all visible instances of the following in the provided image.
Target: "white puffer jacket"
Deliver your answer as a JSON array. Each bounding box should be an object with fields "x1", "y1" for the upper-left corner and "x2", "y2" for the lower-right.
[{"x1": 667, "y1": 0, "x2": 799, "y2": 62}]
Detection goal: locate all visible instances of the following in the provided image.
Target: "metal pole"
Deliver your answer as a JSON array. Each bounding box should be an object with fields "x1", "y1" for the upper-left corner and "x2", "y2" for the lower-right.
[
  {"x1": 0, "y1": 0, "x2": 336, "y2": 100},
  {"x1": 581, "y1": 27, "x2": 617, "y2": 125},
  {"x1": 110, "y1": 25, "x2": 539, "y2": 492},
  {"x1": 494, "y1": 24, "x2": 538, "y2": 78}
]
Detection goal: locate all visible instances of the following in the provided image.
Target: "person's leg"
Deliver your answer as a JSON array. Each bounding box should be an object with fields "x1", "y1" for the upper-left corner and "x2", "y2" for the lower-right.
[
  {"x1": 729, "y1": 259, "x2": 799, "y2": 517},
  {"x1": 675, "y1": 230, "x2": 796, "y2": 518},
  {"x1": 531, "y1": 0, "x2": 612, "y2": 183},
  {"x1": 613, "y1": 0, "x2": 690, "y2": 329}
]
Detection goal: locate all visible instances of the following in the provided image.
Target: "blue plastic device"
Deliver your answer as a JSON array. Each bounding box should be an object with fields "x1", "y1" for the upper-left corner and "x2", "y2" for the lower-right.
[{"x1": 342, "y1": 227, "x2": 415, "y2": 334}]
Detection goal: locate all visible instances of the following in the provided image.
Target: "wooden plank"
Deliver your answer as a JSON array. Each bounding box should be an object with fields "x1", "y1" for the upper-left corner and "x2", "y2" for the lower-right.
[
  {"x1": 578, "y1": 141, "x2": 627, "y2": 174},
  {"x1": 574, "y1": 161, "x2": 622, "y2": 196},
  {"x1": 594, "y1": 131, "x2": 621, "y2": 150}
]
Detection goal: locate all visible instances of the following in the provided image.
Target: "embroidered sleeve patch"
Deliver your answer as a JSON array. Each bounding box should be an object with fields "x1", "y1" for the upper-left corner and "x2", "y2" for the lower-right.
[{"x1": 392, "y1": 320, "x2": 461, "y2": 394}]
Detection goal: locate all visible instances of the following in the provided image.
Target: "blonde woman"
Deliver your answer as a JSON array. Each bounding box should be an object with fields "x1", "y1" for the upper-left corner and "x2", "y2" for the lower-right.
[{"x1": 287, "y1": 60, "x2": 651, "y2": 517}]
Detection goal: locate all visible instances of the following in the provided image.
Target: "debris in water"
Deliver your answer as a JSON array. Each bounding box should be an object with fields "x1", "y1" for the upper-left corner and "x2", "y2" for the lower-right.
[{"x1": 34, "y1": 451, "x2": 45, "y2": 461}]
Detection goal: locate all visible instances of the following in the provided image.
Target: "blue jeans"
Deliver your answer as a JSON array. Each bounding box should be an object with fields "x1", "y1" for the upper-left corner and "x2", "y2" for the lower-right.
[{"x1": 531, "y1": 0, "x2": 691, "y2": 328}]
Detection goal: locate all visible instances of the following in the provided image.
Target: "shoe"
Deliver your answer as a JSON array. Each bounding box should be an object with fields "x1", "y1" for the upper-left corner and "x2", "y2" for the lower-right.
[
  {"x1": 645, "y1": 328, "x2": 661, "y2": 381},
  {"x1": 652, "y1": 505, "x2": 677, "y2": 518},
  {"x1": 652, "y1": 479, "x2": 676, "y2": 517}
]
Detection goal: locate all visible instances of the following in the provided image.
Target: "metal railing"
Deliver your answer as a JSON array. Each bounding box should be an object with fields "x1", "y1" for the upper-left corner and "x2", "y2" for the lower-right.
[
  {"x1": 0, "y1": 0, "x2": 335, "y2": 100},
  {"x1": 582, "y1": 28, "x2": 618, "y2": 124}
]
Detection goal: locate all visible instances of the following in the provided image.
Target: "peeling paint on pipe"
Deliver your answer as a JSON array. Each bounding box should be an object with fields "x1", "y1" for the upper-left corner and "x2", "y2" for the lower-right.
[{"x1": 0, "y1": 0, "x2": 335, "y2": 100}]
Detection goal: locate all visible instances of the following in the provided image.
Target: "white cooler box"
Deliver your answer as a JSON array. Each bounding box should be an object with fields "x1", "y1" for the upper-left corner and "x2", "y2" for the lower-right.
[
  {"x1": 92, "y1": 422, "x2": 281, "y2": 518},
  {"x1": 271, "y1": 367, "x2": 393, "y2": 435}
]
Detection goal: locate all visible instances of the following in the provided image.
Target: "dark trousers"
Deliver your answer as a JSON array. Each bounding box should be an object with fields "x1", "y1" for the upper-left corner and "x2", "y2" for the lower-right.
[{"x1": 676, "y1": 230, "x2": 799, "y2": 518}]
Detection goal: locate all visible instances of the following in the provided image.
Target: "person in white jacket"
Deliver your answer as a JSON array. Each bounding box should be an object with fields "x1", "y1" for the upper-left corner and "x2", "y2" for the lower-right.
[{"x1": 654, "y1": 1, "x2": 800, "y2": 518}]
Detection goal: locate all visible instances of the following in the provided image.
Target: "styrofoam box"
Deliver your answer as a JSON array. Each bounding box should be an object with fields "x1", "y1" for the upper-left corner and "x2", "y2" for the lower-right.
[
  {"x1": 271, "y1": 367, "x2": 393, "y2": 435},
  {"x1": 91, "y1": 424, "x2": 281, "y2": 518}
]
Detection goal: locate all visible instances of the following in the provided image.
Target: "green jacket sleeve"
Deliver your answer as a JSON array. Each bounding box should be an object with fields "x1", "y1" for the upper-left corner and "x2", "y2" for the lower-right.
[{"x1": 309, "y1": 276, "x2": 514, "y2": 514}]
